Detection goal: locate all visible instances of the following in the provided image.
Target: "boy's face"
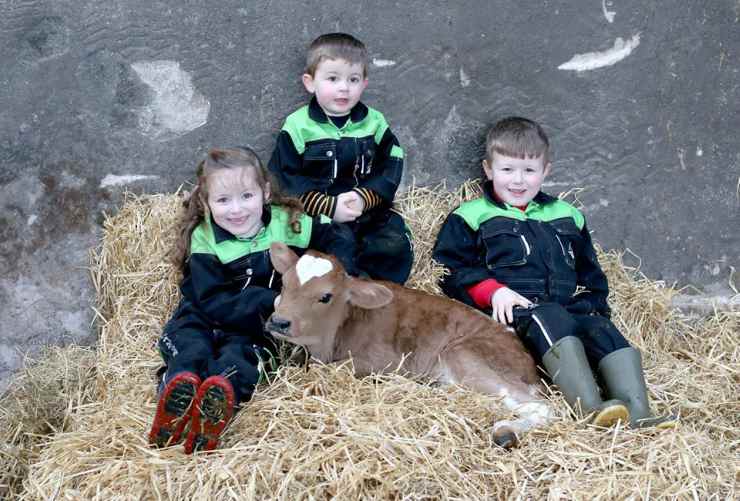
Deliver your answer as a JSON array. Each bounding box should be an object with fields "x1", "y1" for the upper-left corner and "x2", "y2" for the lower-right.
[
  {"x1": 302, "y1": 58, "x2": 368, "y2": 117},
  {"x1": 483, "y1": 152, "x2": 551, "y2": 207}
]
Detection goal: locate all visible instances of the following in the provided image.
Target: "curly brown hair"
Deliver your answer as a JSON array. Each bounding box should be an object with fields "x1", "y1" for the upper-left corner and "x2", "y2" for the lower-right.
[{"x1": 170, "y1": 146, "x2": 304, "y2": 271}]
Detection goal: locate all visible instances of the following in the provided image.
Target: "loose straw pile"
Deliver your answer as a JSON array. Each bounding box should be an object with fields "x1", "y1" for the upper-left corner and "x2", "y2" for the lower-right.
[{"x1": 1, "y1": 185, "x2": 737, "y2": 499}]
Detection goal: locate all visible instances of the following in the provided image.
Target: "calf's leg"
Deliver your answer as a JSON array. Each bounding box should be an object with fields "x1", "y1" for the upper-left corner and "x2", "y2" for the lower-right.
[{"x1": 439, "y1": 343, "x2": 553, "y2": 448}]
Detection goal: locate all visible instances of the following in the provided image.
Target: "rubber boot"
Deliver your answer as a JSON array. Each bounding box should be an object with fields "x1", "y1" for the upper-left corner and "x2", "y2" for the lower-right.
[
  {"x1": 598, "y1": 347, "x2": 677, "y2": 429},
  {"x1": 542, "y1": 336, "x2": 629, "y2": 427}
]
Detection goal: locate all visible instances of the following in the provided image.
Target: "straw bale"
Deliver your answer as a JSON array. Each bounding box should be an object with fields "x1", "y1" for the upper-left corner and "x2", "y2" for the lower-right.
[{"x1": 5, "y1": 185, "x2": 738, "y2": 500}]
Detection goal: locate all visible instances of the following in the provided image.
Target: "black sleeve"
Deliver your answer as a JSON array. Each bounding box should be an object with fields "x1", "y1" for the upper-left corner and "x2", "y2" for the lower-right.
[
  {"x1": 356, "y1": 127, "x2": 403, "y2": 205},
  {"x1": 570, "y1": 223, "x2": 611, "y2": 317},
  {"x1": 268, "y1": 130, "x2": 337, "y2": 217},
  {"x1": 308, "y1": 217, "x2": 359, "y2": 276},
  {"x1": 432, "y1": 212, "x2": 491, "y2": 308},
  {"x1": 183, "y1": 252, "x2": 278, "y2": 330}
]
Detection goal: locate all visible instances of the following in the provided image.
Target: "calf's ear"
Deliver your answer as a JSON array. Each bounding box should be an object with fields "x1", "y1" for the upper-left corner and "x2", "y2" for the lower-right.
[
  {"x1": 270, "y1": 242, "x2": 299, "y2": 273},
  {"x1": 347, "y1": 279, "x2": 393, "y2": 309}
]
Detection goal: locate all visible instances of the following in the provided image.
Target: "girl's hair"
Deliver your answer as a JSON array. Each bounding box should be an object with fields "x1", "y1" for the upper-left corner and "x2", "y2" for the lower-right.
[{"x1": 170, "y1": 146, "x2": 304, "y2": 271}]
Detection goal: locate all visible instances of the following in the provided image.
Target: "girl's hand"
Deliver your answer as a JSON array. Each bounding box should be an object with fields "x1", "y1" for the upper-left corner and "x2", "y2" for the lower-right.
[{"x1": 491, "y1": 287, "x2": 532, "y2": 325}]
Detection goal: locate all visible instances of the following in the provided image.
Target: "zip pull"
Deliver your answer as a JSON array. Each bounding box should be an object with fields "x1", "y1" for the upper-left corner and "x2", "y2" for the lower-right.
[
  {"x1": 361, "y1": 154, "x2": 365, "y2": 175},
  {"x1": 520, "y1": 235, "x2": 531, "y2": 256},
  {"x1": 333, "y1": 157, "x2": 338, "y2": 179},
  {"x1": 242, "y1": 268, "x2": 253, "y2": 290},
  {"x1": 268, "y1": 269, "x2": 276, "y2": 289}
]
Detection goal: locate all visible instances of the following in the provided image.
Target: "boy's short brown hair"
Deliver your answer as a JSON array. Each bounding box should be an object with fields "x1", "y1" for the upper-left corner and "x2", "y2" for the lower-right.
[
  {"x1": 305, "y1": 33, "x2": 368, "y2": 77},
  {"x1": 485, "y1": 116, "x2": 550, "y2": 163}
]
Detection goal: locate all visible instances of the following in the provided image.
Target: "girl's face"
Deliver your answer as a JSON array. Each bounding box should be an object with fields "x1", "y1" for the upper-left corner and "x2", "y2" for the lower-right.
[{"x1": 206, "y1": 166, "x2": 269, "y2": 238}]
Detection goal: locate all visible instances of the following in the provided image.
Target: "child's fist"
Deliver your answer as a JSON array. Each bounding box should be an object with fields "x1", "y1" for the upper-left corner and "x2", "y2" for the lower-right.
[{"x1": 491, "y1": 287, "x2": 532, "y2": 325}]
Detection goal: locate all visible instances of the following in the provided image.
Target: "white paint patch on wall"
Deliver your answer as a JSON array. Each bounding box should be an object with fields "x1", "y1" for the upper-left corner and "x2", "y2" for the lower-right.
[
  {"x1": 372, "y1": 58, "x2": 397, "y2": 67},
  {"x1": 558, "y1": 34, "x2": 641, "y2": 72},
  {"x1": 131, "y1": 60, "x2": 210, "y2": 141},
  {"x1": 296, "y1": 255, "x2": 333, "y2": 286},
  {"x1": 459, "y1": 67, "x2": 471, "y2": 87},
  {"x1": 100, "y1": 174, "x2": 159, "y2": 188},
  {"x1": 602, "y1": 0, "x2": 616, "y2": 23}
]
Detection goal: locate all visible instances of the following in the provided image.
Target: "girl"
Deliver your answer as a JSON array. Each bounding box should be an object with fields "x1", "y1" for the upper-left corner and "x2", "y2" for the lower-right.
[{"x1": 148, "y1": 146, "x2": 356, "y2": 454}]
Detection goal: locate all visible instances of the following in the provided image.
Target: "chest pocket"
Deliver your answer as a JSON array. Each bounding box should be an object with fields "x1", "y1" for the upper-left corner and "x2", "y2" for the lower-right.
[
  {"x1": 226, "y1": 251, "x2": 274, "y2": 289},
  {"x1": 356, "y1": 136, "x2": 376, "y2": 178},
  {"x1": 549, "y1": 218, "x2": 582, "y2": 269},
  {"x1": 304, "y1": 142, "x2": 338, "y2": 180},
  {"x1": 479, "y1": 218, "x2": 531, "y2": 270}
]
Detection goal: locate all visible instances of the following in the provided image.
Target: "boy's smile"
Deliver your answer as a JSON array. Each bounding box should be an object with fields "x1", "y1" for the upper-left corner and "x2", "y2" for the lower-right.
[
  {"x1": 483, "y1": 153, "x2": 551, "y2": 207},
  {"x1": 302, "y1": 58, "x2": 368, "y2": 117}
]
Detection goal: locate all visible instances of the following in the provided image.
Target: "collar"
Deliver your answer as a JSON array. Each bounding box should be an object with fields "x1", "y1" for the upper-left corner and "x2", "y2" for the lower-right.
[
  {"x1": 481, "y1": 180, "x2": 556, "y2": 210},
  {"x1": 211, "y1": 205, "x2": 273, "y2": 244},
  {"x1": 307, "y1": 96, "x2": 369, "y2": 125}
]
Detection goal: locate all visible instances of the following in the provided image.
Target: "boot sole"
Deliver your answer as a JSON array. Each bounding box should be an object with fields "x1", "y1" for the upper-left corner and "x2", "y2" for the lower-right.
[
  {"x1": 592, "y1": 403, "x2": 629, "y2": 427},
  {"x1": 184, "y1": 376, "x2": 235, "y2": 454},
  {"x1": 148, "y1": 372, "x2": 200, "y2": 447}
]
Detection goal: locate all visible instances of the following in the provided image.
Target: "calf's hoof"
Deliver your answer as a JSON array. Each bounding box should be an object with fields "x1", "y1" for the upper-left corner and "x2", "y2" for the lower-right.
[{"x1": 492, "y1": 426, "x2": 519, "y2": 449}]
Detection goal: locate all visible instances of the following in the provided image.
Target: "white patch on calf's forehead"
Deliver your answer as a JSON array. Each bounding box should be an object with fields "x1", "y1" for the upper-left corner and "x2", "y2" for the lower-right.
[{"x1": 296, "y1": 255, "x2": 333, "y2": 286}]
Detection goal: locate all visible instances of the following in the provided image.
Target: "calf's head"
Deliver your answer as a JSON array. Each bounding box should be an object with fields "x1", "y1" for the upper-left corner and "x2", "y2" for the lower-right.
[{"x1": 266, "y1": 242, "x2": 393, "y2": 358}]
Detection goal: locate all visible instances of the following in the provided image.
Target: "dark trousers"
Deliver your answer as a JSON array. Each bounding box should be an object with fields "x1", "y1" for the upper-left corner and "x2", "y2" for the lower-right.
[
  {"x1": 352, "y1": 209, "x2": 413, "y2": 285},
  {"x1": 513, "y1": 302, "x2": 630, "y2": 368},
  {"x1": 158, "y1": 328, "x2": 277, "y2": 404}
]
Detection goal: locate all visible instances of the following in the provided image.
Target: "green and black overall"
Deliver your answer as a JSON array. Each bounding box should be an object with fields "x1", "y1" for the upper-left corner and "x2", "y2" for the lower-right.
[
  {"x1": 433, "y1": 183, "x2": 630, "y2": 367},
  {"x1": 268, "y1": 97, "x2": 413, "y2": 284},
  {"x1": 158, "y1": 206, "x2": 356, "y2": 404}
]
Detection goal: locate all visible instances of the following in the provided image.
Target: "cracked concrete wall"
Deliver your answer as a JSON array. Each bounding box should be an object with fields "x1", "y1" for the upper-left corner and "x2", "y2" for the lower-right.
[{"x1": 1, "y1": 0, "x2": 738, "y2": 391}]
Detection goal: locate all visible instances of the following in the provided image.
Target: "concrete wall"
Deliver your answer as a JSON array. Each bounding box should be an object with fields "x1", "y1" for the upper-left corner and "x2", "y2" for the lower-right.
[{"x1": 1, "y1": 0, "x2": 738, "y2": 390}]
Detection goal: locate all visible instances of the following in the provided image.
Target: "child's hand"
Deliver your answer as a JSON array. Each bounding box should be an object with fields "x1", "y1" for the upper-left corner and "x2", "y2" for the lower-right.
[
  {"x1": 491, "y1": 287, "x2": 532, "y2": 325},
  {"x1": 344, "y1": 191, "x2": 366, "y2": 213},
  {"x1": 334, "y1": 192, "x2": 363, "y2": 223}
]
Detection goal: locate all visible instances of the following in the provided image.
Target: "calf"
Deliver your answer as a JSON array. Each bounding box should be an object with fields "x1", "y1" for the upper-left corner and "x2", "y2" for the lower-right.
[{"x1": 266, "y1": 242, "x2": 553, "y2": 447}]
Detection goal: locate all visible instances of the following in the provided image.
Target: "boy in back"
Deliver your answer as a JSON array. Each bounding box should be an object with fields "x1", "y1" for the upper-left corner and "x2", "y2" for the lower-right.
[
  {"x1": 268, "y1": 33, "x2": 413, "y2": 284},
  {"x1": 433, "y1": 116, "x2": 675, "y2": 429}
]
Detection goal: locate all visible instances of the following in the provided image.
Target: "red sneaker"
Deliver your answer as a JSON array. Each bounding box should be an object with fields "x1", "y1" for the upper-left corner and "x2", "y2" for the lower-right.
[
  {"x1": 148, "y1": 371, "x2": 201, "y2": 448},
  {"x1": 183, "y1": 375, "x2": 235, "y2": 454}
]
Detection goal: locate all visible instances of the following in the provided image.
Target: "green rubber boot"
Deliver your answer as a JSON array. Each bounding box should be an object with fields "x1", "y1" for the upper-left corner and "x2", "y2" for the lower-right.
[
  {"x1": 542, "y1": 336, "x2": 629, "y2": 427},
  {"x1": 598, "y1": 347, "x2": 677, "y2": 429}
]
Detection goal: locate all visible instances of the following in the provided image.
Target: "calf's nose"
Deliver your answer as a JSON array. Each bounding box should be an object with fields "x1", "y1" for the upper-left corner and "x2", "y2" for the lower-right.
[{"x1": 266, "y1": 315, "x2": 292, "y2": 335}]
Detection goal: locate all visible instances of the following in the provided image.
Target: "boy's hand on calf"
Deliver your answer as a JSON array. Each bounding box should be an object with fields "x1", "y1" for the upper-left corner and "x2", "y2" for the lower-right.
[
  {"x1": 491, "y1": 287, "x2": 532, "y2": 325},
  {"x1": 334, "y1": 192, "x2": 363, "y2": 222}
]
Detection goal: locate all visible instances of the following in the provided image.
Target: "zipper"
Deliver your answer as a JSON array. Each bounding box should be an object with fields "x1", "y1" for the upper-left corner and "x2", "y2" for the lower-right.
[
  {"x1": 520, "y1": 235, "x2": 531, "y2": 255},
  {"x1": 555, "y1": 234, "x2": 566, "y2": 256},
  {"x1": 241, "y1": 268, "x2": 253, "y2": 290}
]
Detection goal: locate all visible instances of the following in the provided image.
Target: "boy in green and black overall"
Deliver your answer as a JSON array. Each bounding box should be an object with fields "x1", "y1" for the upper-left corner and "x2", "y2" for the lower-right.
[
  {"x1": 433, "y1": 117, "x2": 675, "y2": 429},
  {"x1": 268, "y1": 33, "x2": 413, "y2": 284}
]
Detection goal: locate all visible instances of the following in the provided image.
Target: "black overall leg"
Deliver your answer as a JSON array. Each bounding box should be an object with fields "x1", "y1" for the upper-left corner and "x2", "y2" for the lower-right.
[
  {"x1": 354, "y1": 210, "x2": 413, "y2": 285},
  {"x1": 514, "y1": 303, "x2": 628, "y2": 426}
]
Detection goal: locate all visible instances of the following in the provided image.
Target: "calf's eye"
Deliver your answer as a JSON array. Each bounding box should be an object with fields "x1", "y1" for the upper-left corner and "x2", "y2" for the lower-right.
[{"x1": 319, "y1": 293, "x2": 333, "y2": 304}]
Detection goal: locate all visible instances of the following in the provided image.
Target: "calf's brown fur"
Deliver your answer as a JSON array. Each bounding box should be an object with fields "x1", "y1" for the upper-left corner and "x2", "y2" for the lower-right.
[{"x1": 266, "y1": 242, "x2": 554, "y2": 447}]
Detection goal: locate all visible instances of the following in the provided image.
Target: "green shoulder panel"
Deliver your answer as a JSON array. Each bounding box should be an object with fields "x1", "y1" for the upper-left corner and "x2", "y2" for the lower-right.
[
  {"x1": 453, "y1": 198, "x2": 525, "y2": 231},
  {"x1": 281, "y1": 106, "x2": 311, "y2": 154},
  {"x1": 281, "y1": 105, "x2": 400, "y2": 153},
  {"x1": 528, "y1": 198, "x2": 585, "y2": 230},
  {"x1": 189, "y1": 206, "x2": 314, "y2": 264},
  {"x1": 190, "y1": 220, "x2": 216, "y2": 255},
  {"x1": 453, "y1": 196, "x2": 585, "y2": 231}
]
